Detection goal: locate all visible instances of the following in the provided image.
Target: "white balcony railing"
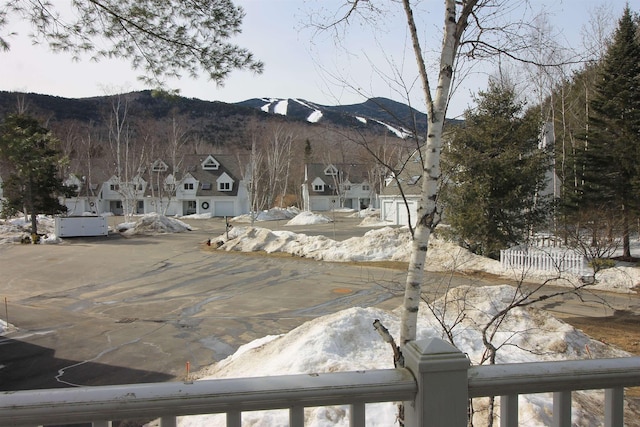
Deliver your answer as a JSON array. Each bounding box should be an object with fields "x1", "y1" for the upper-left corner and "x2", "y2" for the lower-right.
[{"x1": 1, "y1": 338, "x2": 639, "y2": 427}]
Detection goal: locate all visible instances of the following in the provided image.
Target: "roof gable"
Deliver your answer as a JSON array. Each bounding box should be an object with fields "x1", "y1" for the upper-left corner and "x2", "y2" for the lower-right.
[{"x1": 201, "y1": 155, "x2": 220, "y2": 170}]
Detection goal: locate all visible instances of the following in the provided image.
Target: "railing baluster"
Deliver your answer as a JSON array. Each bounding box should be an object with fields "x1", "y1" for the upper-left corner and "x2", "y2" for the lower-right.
[
  {"x1": 552, "y1": 391, "x2": 571, "y2": 427},
  {"x1": 605, "y1": 387, "x2": 624, "y2": 427},
  {"x1": 290, "y1": 405, "x2": 304, "y2": 427},
  {"x1": 350, "y1": 402, "x2": 365, "y2": 427},
  {"x1": 500, "y1": 394, "x2": 518, "y2": 427},
  {"x1": 227, "y1": 410, "x2": 241, "y2": 427},
  {"x1": 160, "y1": 415, "x2": 177, "y2": 427}
]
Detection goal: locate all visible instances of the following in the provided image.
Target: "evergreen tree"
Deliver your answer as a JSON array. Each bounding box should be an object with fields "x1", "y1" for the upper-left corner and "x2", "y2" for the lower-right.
[
  {"x1": 442, "y1": 79, "x2": 551, "y2": 259},
  {"x1": 0, "y1": 114, "x2": 71, "y2": 241},
  {"x1": 576, "y1": 7, "x2": 640, "y2": 259},
  {"x1": 0, "y1": 0, "x2": 263, "y2": 87}
]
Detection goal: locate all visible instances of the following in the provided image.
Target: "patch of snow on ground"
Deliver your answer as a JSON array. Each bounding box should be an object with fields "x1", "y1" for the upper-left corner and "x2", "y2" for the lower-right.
[
  {"x1": 274, "y1": 99, "x2": 288, "y2": 115},
  {"x1": 307, "y1": 110, "x2": 323, "y2": 123}
]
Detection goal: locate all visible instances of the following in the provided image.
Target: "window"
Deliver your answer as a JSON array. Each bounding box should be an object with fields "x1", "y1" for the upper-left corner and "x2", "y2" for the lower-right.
[
  {"x1": 202, "y1": 155, "x2": 220, "y2": 170},
  {"x1": 362, "y1": 185, "x2": 370, "y2": 191},
  {"x1": 218, "y1": 182, "x2": 231, "y2": 191},
  {"x1": 324, "y1": 165, "x2": 338, "y2": 176},
  {"x1": 313, "y1": 184, "x2": 324, "y2": 192},
  {"x1": 151, "y1": 160, "x2": 168, "y2": 172},
  {"x1": 201, "y1": 182, "x2": 212, "y2": 190},
  {"x1": 110, "y1": 184, "x2": 119, "y2": 191},
  {"x1": 184, "y1": 182, "x2": 194, "y2": 190}
]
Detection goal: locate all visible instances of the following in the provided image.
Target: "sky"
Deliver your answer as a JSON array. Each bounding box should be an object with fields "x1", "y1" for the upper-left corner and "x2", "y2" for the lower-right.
[
  {"x1": 2, "y1": 210, "x2": 637, "y2": 425},
  {"x1": 0, "y1": 1, "x2": 627, "y2": 119}
]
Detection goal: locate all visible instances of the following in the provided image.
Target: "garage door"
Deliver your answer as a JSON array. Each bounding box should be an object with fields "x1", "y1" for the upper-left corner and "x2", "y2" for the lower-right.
[
  {"x1": 382, "y1": 200, "x2": 396, "y2": 222},
  {"x1": 310, "y1": 198, "x2": 330, "y2": 211},
  {"x1": 214, "y1": 201, "x2": 235, "y2": 217},
  {"x1": 396, "y1": 200, "x2": 416, "y2": 227}
]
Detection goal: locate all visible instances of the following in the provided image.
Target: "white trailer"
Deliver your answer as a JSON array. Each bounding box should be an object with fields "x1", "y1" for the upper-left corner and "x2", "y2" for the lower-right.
[{"x1": 54, "y1": 216, "x2": 109, "y2": 237}]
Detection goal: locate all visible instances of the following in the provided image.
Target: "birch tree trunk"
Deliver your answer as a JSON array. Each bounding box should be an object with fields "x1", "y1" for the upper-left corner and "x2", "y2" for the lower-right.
[{"x1": 399, "y1": 0, "x2": 477, "y2": 345}]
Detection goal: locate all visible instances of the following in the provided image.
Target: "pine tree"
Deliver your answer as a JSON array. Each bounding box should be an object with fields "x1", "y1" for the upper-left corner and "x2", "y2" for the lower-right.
[
  {"x1": 0, "y1": 114, "x2": 71, "y2": 241},
  {"x1": 442, "y1": 79, "x2": 551, "y2": 259},
  {"x1": 576, "y1": 7, "x2": 640, "y2": 259},
  {"x1": 0, "y1": 0, "x2": 263, "y2": 87}
]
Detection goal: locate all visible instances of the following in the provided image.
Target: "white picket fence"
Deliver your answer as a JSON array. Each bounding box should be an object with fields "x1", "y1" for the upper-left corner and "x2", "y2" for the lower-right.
[{"x1": 500, "y1": 247, "x2": 589, "y2": 276}]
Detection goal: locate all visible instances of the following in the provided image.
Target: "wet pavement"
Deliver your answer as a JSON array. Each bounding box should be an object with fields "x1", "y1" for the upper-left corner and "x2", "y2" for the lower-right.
[
  {"x1": 2, "y1": 214, "x2": 638, "y2": 391},
  {"x1": 0, "y1": 216, "x2": 410, "y2": 390}
]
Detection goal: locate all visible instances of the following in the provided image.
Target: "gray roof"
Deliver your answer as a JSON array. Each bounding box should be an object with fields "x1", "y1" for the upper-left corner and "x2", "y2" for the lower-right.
[{"x1": 380, "y1": 149, "x2": 424, "y2": 196}]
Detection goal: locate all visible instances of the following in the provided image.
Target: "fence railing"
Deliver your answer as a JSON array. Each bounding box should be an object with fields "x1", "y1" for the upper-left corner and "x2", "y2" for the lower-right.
[
  {"x1": 1, "y1": 338, "x2": 639, "y2": 427},
  {"x1": 500, "y1": 248, "x2": 589, "y2": 276}
]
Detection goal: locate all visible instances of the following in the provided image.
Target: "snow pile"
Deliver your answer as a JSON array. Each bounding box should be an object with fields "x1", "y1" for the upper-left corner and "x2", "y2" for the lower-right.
[
  {"x1": 181, "y1": 285, "x2": 630, "y2": 427},
  {"x1": 118, "y1": 213, "x2": 192, "y2": 235},
  {"x1": 212, "y1": 226, "x2": 640, "y2": 292},
  {"x1": 232, "y1": 207, "x2": 300, "y2": 223},
  {"x1": 286, "y1": 211, "x2": 332, "y2": 225},
  {"x1": 213, "y1": 226, "x2": 505, "y2": 269},
  {"x1": 180, "y1": 213, "x2": 213, "y2": 220},
  {"x1": 349, "y1": 208, "x2": 392, "y2": 227},
  {"x1": 593, "y1": 265, "x2": 640, "y2": 293},
  {"x1": 214, "y1": 226, "x2": 412, "y2": 262},
  {"x1": 0, "y1": 215, "x2": 60, "y2": 244}
]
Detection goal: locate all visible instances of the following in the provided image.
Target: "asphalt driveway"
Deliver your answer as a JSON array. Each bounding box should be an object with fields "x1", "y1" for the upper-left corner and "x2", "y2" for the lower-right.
[{"x1": 0, "y1": 216, "x2": 410, "y2": 390}]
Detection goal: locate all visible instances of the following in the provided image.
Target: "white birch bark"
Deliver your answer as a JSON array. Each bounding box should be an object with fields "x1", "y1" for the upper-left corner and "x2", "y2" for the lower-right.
[{"x1": 399, "y1": 0, "x2": 477, "y2": 345}]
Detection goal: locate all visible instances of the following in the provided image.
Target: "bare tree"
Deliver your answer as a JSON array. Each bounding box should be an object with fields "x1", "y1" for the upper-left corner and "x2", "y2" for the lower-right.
[{"x1": 105, "y1": 93, "x2": 148, "y2": 220}]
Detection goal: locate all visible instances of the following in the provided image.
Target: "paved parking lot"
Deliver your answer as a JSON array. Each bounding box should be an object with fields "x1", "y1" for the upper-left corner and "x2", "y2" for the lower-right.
[
  {"x1": 3, "y1": 214, "x2": 638, "y2": 391},
  {"x1": 0, "y1": 215, "x2": 411, "y2": 390}
]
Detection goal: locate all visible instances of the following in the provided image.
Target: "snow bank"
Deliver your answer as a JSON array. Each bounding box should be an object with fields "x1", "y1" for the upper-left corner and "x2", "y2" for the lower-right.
[
  {"x1": 286, "y1": 211, "x2": 332, "y2": 226},
  {"x1": 214, "y1": 226, "x2": 412, "y2": 262},
  {"x1": 232, "y1": 207, "x2": 300, "y2": 223},
  {"x1": 182, "y1": 285, "x2": 630, "y2": 427},
  {"x1": 118, "y1": 213, "x2": 192, "y2": 235},
  {"x1": 212, "y1": 226, "x2": 640, "y2": 293},
  {"x1": 0, "y1": 215, "x2": 60, "y2": 244}
]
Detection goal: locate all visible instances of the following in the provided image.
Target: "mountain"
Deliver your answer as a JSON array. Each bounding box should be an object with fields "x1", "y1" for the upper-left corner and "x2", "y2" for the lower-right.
[
  {"x1": 0, "y1": 91, "x2": 452, "y2": 146},
  {"x1": 236, "y1": 97, "x2": 430, "y2": 138}
]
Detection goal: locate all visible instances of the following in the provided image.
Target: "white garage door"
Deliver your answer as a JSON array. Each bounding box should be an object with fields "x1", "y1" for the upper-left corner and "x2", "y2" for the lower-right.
[
  {"x1": 382, "y1": 200, "x2": 396, "y2": 222},
  {"x1": 396, "y1": 200, "x2": 417, "y2": 227},
  {"x1": 310, "y1": 198, "x2": 330, "y2": 211},
  {"x1": 214, "y1": 201, "x2": 235, "y2": 217}
]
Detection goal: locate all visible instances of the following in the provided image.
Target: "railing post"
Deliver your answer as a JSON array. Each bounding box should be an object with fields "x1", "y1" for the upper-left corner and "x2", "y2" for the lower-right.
[
  {"x1": 402, "y1": 338, "x2": 470, "y2": 427},
  {"x1": 605, "y1": 387, "x2": 624, "y2": 427}
]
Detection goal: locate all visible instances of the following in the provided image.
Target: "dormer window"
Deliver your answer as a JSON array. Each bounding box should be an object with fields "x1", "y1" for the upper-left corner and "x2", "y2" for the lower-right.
[
  {"x1": 151, "y1": 160, "x2": 168, "y2": 172},
  {"x1": 202, "y1": 155, "x2": 220, "y2": 170},
  {"x1": 184, "y1": 182, "x2": 194, "y2": 190},
  {"x1": 324, "y1": 164, "x2": 338, "y2": 176},
  {"x1": 312, "y1": 177, "x2": 326, "y2": 192},
  {"x1": 217, "y1": 172, "x2": 234, "y2": 192}
]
